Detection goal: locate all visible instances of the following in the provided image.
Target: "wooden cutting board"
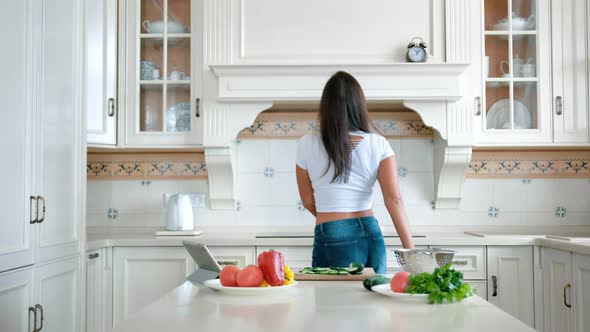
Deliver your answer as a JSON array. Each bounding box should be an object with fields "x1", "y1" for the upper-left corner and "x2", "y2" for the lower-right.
[{"x1": 294, "y1": 268, "x2": 376, "y2": 281}]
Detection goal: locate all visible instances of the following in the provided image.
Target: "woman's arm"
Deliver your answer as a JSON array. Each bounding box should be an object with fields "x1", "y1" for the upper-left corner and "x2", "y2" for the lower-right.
[
  {"x1": 296, "y1": 166, "x2": 317, "y2": 217},
  {"x1": 377, "y1": 156, "x2": 414, "y2": 249}
]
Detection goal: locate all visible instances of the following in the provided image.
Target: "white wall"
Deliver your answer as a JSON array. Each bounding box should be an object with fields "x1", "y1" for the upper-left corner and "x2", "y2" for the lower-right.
[{"x1": 87, "y1": 139, "x2": 590, "y2": 228}]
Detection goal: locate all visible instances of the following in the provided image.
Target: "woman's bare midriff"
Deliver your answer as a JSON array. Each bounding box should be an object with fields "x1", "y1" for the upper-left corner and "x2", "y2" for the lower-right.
[{"x1": 315, "y1": 209, "x2": 374, "y2": 224}]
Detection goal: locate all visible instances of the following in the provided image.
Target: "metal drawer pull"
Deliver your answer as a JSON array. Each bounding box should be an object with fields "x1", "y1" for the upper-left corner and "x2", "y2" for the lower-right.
[
  {"x1": 195, "y1": 98, "x2": 200, "y2": 118},
  {"x1": 475, "y1": 96, "x2": 482, "y2": 116},
  {"x1": 555, "y1": 96, "x2": 563, "y2": 115},
  {"x1": 452, "y1": 260, "x2": 469, "y2": 266},
  {"x1": 217, "y1": 260, "x2": 238, "y2": 266},
  {"x1": 492, "y1": 275, "x2": 498, "y2": 297},
  {"x1": 107, "y1": 98, "x2": 116, "y2": 117},
  {"x1": 563, "y1": 283, "x2": 572, "y2": 308},
  {"x1": 29, "y1": 306, "x2": 37, "y2": 332},
  {"x1": 89, "y1": 253, "x2": 100, "y2": 260},
  {"x1": 37, "y1": 196, "x2": 46, "y2": 223},
  {"x1": 30, "y1": 196, "x2": 38, "y2": 224},
  {"x1": 35, "y1": 304, "x2": 44, "y2": 331}
]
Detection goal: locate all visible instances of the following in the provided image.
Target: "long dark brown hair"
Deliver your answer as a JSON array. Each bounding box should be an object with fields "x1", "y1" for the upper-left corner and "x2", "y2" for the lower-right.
[{"x1": 319, "y1": 71, "x2": 372, "y2": 183}]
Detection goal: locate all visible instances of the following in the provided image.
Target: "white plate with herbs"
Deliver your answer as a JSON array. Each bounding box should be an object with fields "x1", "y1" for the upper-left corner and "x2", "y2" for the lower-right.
[{"x1": 371, "y1": 284, "x2": 430, "y2": 303}]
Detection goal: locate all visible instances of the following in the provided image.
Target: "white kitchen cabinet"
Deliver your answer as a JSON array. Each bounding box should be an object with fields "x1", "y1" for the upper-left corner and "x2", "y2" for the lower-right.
[
  {"x1": 122, "y1": 0, "x2": 203, "y2": 147},
  {"x1": 0, "y1": 0, "x2": 35, "y2": 273},
  {"x1": 573, "y1": 253, "x2": 590, "y2": 332},
  {"x1": 34, "y1": 254, "x2": 83, "y2": 332},
  {"x1": 543, "y1": 247, "x2": 574, "y2": 332},
  {"x1": 0, "y1": 266, "x2": 35, "y2": 332},
  {"x1": 551, "y1": 0, "x2": 589, "y2": 143},
  {"x1": 468, "y1": 281, "x2": 487, "y2": 300},
  {"x1": 478, "y1": 0, "x2": 553, "y2": 144},
  {"x1": 112, "y1": 246, "x2": 257, "y2": 326},
  {"x1": 113, "y1": 247, "x2": 196, "y2": 326},
  {"x1": 34, "y1": 0, "x2": 84, "y2": 264},
  {"x1": 87, "y1": 248, "x2": 113, "y2": 332},
  {"x1": 487, "y1": 246, "x2": 534, "y2": 327},
  {"x1": 86, "y1": 0, "x2": 118, "y2": 146}
]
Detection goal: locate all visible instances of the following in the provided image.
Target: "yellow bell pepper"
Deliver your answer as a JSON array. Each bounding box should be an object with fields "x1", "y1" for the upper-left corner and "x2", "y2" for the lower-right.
[
  {"x1": 259, "y1": 279, "x2": 269, "y2": 287},
  {"x1": 284, "y1": 264, "x2": 294, "y2": 285}
]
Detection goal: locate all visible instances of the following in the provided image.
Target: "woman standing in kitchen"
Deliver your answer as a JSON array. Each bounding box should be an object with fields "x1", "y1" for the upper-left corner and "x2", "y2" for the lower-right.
[{"x1": 295, "y1": 71, "x2": 414, "y2": 274}]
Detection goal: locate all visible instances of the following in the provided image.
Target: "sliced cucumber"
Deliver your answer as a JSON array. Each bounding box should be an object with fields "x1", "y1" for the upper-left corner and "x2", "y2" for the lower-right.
[{"x1": 338, "y1": 270, "x2": 350, "y2": 275}]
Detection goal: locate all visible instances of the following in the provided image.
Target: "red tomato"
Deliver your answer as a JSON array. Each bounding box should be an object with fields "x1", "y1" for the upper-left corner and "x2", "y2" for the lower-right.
[
  {"x1": 390, "y1": 271, "x2": 411, "y2": 293},
  {"x1": 236, "y1": 265, "x2": 264, "y2": 287},
  {"x1": 219, "y1": 266, "x2": 241, "y2": 287}
]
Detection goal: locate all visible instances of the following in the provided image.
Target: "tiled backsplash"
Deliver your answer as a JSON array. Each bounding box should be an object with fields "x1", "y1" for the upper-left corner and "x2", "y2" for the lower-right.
[
  {"x1": 87, "y1": 153, "x2": 207, "y2": 180},
  {"x1": 87, "y1": 138, "x2": 590, "y2": 228}
]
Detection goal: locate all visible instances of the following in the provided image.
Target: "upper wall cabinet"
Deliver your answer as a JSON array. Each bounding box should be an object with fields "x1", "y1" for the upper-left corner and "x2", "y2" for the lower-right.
[
  {"x1": 478, "y1": 0, "x2": 553, "y2": 144},
  {"x1": 86, "y1": 0, "x2": 118, "y2": 147},
  {"x1": 551, "y1": 0, "x2": 589, "y2": 144},
  {"x1": 122, "y1": 0, "x2": 203, "y2": 148}
]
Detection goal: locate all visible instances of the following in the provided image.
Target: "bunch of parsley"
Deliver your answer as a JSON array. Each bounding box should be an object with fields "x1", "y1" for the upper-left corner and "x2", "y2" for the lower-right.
[{"x1": 405, "y1": 263, "x2": 475, "y2": 304}]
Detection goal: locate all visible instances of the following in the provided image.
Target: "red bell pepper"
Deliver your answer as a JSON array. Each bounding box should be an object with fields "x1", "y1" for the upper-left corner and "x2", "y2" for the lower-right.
[{"x1": 257, "y1": 250, "x2": 285, "y2": 286}]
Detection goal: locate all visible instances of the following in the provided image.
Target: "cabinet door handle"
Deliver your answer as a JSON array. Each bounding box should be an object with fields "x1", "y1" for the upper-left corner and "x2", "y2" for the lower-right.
[
  {"x1": 475, "y1": 96, "x2": 482, "y2": 116},
  {"x1": 217, "y1": 260, "x2": 239, "y2": 266},
  {"x1": 195, "y1": 98, "x2": 200, "y2": 118},
  {"x1": 35, "y1": 304, "x2": 44, "y2": 331},
  {"x1": 452, "y1": 259, "x2": 469, "y2": 266},
  {"x1": 29, "y1": 306, "x2": 37, "y2": 332},
  {"x1": 30, "y1": 196, "x2": 38, "y2": 224},
  {"x1": 88, "y1": 253, "x2": 100, "y2": 260},
  {"x1": 492, "y1": 275, "x2": 498, "y2": 297},
  {"x1": 563, "y1": 283, "x2": 572, "y2": 308},
  {"x1": 36, "y1": 196, "x2": 46, "y2": 223},
  {"x1": 107, "y1": 97, "x2": 116, "y2": 117},
  {"x1": 555, "y1": 96, "x2": 563, "y2": 115}
]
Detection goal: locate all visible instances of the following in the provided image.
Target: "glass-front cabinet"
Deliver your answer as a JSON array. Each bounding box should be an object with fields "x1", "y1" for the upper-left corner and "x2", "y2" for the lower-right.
[
  {"x1": 124, "y1": 0, "x2": 202, "y2": 147},
  {"x1": 480, "y1": 0, "x2": 551, "y2": 144}
]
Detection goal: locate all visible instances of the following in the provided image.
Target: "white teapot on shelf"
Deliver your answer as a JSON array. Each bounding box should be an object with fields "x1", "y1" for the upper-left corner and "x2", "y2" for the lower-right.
[
  {"x1": 142, "y1": 20, "x2": 190, "y2": 34},
  {"x1": 492, "y1": 12, "x2": 535, "y2": 31}
]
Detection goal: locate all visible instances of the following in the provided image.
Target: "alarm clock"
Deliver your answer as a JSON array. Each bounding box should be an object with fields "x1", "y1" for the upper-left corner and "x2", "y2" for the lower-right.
[{"x1": 406, "y1": 37, "x2": 428, "y2": 63}]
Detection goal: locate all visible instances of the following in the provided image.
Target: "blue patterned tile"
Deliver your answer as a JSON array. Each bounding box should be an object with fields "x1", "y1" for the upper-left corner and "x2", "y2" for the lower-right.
[
  {"x1": 555, "y1": 206, "x2": 567, "y2": 218},
  {"x1": 488, "y1": 206, "x2": 500, "y2": 218}
]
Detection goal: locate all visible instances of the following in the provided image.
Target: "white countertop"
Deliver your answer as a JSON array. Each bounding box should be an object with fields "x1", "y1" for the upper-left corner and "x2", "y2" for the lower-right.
[
  {"x1": 86, "y1": 226, "x2": 590, "y2": 255},
  {"x1": 111, "y1": 280, "x2": 534, "y2": 332}
]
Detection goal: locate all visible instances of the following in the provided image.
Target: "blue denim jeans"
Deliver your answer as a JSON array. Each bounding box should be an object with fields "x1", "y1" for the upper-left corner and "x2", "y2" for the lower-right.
[{"x1": 312, "y1": 216, "x2": 387, "y2": 274}]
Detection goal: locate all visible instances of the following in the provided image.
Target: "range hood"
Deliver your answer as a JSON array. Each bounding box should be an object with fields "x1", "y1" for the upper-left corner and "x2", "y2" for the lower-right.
[
  {"x1": 203, "y1": 63, "x2": 476, "y2": 210},
  {"x1": 200, "y1": 0, "x2": 480, "y2": 210}
]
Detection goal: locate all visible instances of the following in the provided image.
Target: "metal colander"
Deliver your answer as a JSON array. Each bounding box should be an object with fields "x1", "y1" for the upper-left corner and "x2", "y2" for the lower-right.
[{"x1": 394, "y1": 248, "x2": 455, "y2": 274}]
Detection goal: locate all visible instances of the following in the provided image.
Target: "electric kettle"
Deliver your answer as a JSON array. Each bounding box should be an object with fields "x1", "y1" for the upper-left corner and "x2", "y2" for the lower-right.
[{"x1": 166, "y1": 194, "x2": 194, "y2": 231}]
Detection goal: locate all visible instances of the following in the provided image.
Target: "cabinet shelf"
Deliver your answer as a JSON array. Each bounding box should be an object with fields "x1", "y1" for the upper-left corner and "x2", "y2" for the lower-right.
[
  {"x1": 140, "y1": 33, "x2": 191, "y2": 39},
  {"x1": 485, "y1": 30, "x2": 537, "y2": 35}
]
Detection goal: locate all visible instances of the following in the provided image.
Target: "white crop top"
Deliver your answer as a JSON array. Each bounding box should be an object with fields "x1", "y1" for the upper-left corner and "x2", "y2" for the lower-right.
[{"x1": 296, "y1": 131, "x2": 394, "y2": 213}]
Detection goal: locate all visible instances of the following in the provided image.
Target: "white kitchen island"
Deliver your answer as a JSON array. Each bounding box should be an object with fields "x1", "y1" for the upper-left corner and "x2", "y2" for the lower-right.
[{"x1": 112, "y1": 280, "x2": 535, "y2": 332}]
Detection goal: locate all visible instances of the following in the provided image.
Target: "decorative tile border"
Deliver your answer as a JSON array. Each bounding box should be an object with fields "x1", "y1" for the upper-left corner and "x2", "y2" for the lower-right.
[
  {"x1": 87, "y1": 153, "x2": 207, "y2": 180},
  {"x1": 467, "y1": 150, "x2": 590, "y2": 179},
  {"x1": 237, "y1": 111, "x2": 434, "y2": 139}
]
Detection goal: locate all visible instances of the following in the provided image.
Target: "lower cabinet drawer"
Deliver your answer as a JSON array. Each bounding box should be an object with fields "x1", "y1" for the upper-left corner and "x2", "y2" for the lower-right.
[
  {"x1": 208, "y1": 246, "x2": 256, "y2": 268},
  {"x1": 256, "y1": 246, "x2": 312, "y2": 270},
  {"x1": 431, "y1": 246, "x2": 486, "y2": 280}
]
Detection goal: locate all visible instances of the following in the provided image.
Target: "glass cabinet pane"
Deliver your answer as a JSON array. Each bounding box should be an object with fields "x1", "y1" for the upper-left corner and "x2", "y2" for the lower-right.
[
  {"x1": 140, "y1": 85, "x2": 164, "y2": 132},
  {"x1": 166, "y1": 85, "x2": 191, "y2": 132},
  {"x1": 485, "y1": 0, "x2": 509, "y2": 31},
  {"x1": 485, "y1": 35, "x2": 510, "y2": 78},
  {"x1": 486, "y1": 83, "x2": 511, "y2": 130},
  {"x1": 140, "y1": 39, "x2": 163, "y2": 81},
  {"x1": 141, "y1": 0, "x2": 163, "y2": 34},
  {"x1": 512, "y1": 0, "x2": 536, "y2": 30},
  {"x1": 514, "y1": 82, "x2": 536, "y2": 129},
  {"x1": 167, "y1": 38, "x2": 190, "y2": 81},
  {"x1": 512, "y1": 35, "x2": 536, "y2": 78},
  {"x1": 168, "y1": 0, "x2": 191, "y2": 33}
]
